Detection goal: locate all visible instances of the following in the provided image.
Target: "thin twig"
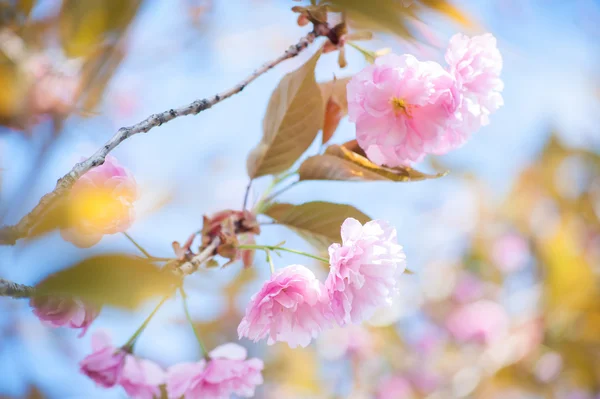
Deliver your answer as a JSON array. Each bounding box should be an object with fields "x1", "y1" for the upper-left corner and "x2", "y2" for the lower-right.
[
  {"x1": 0, "y1": 278, "x2": 35, "y2": 298},
  {"x1": 242, "y1": 179, "x2": 253, "y2": 210},
  {"x1": 173, "y1": 237, "x2": 221, "y2": 276},
  {"x1": 0, "y1": 31, "x2": 321, "y2": 245},
  {"x1": 123, "y1": 232, "x2": 153, "y2": 259},
  {"x1": 180, "y1": 287, "x2": 209, "y2": 359},
  {"x1": 263, "y1": 180, "x2": 300, "y2": 204}
]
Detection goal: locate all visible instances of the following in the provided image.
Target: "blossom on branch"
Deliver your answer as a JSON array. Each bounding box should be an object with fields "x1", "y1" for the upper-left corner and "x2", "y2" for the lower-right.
[
  {"x1": 436, "y1": 33, "x2": 504, "y2": 152},
  {"x1": 166, "y1": 343, "x2": 263, "y2": 399},
  {"x1": 238, "y1": 265, "x2": 332, "y2": 348},
  {"x1": 61, "y1": 155, "x2": 137, "y2": 248},
  {"x1": 120, "y1": 355, "x2": 166, "y2": 399},
  {"x1": 30, "y1": 295, "x2": 98, "y2": 337},
  {"x1": 80, "y1": 331, "x2": 126, "y2": 388},
  {"x1": 347, "y1": 53, "x2": 461, "y2": 166},
  {"x1": 346, "y1": 33, "x2": 503, "y2": 165},
  {"x1": 326, "y1": 218, "x2": 406, "y2": 326}
]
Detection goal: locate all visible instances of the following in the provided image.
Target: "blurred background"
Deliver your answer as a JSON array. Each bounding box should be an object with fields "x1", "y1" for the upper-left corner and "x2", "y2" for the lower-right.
[{"x1": 1, "y1": 0, "x2": 600, "y2": 398}]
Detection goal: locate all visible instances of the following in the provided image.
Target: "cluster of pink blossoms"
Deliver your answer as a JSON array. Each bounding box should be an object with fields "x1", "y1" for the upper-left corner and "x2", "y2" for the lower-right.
[
  {"x1": 347, "y1": 33, "x2": 503, "y2": 166},
  {"x1": 61, "y1": 155, "x2": 138, "y2": 248},
  {"x1": 238, "y1": 218, "x2": 406, "y2": 348},
  {"x1": 80, "y1": 332, "x2": 263, "y2": 399}
]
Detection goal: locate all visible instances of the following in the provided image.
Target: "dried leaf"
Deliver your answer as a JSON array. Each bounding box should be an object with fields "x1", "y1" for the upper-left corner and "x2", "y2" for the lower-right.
[
  {"x1": 322, "y1": 97, "x2": 343, "y2": 144},
  {"x1": 35, "y1": 255, "x2": 179, "y2": 309},
  {"x1": 247, "y1": 49, "x2": 323, "y2": 178},
  {"x1": 299, "y1": 144, "x2": 447, "y2": 182},
  {"x1": 263, "y1": 201, "x2": 370, "y2": 250},
  {"x1": 319, "y1": 77, "x2": 350, "y2": 114},
  {"x1": 319, "y1": 77, "x2": 350, "y2": 144}
]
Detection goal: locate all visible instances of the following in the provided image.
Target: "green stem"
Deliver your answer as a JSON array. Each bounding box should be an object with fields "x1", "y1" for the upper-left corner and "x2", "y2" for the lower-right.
[
  {"x1": 180, "y1": 288, "x2": 209, "y2": 360},
  {"x1": 265, "y1": 250, "x2": 275, "y2": 274},
  {"x1": 253, "y1": 170, "x2": 299, "y2": 213},
  {"x1": 238, "y1": 244, "x2": 329, "y2": 264},
  {"x1": 123, "y1": 232, "x2": 153, "y2": 259},
  {"x1": 122, "y1": 294, "x2": 171, "y2": 352},
  {"x1": 263, "y1": 180, "x2": 299, "y2": 204}
]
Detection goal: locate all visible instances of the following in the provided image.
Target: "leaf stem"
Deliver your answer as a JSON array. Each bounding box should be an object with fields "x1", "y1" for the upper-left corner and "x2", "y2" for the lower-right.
[
  {"x1": 237, "y1": 244, "x2": 329, "y2": 264},
  {"x1": 123, "y1": 232, "x2": 153, "y2": 259},
  {"x1": 263, "y1": 180, "x2": 300, "y2": 204},
  {"x1": 265, "y1": 250, "x2": 276, "y2": 274},
  {"x1": 180, "y1": 288, "x2": 209, "y2": 360},
  {"x1": 242, "y1": 179, "x2": 253, "y2": 210},
  {"x1": 122, "y1": 294, "x2": 171, "y2": 352}
]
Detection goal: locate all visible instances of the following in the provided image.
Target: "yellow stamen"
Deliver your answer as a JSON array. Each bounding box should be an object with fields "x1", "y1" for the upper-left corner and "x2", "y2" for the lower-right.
[{"x1": 390, "y1": 97, "x2": 411, "y2": 116}]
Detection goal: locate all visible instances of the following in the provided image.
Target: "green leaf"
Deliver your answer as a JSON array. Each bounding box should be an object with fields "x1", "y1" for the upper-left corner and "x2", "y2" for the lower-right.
[
  {"x1": 247, "y1": 49, "x2": 324, "y2": 178},
  {"x1": 299, "y1": 143, "x2": 447, "y2": 182},
  {"x1": 263, "y1": 201, "x2": 371, "y2": 250},
  {"x1": 35, "y1": 255, "x2": 179, "y2": 309}
]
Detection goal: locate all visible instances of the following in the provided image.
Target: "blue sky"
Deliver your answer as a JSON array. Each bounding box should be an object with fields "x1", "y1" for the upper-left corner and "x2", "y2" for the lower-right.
[{"x1": 0, "y1": 0, "x2": 599, "y2": 397}]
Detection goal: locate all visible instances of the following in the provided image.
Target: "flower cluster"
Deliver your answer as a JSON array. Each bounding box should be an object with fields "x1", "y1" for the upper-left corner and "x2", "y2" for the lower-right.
[
  {"x1": 238, "y1": 218, "x2": 406, "y2": 348},
  {"x1": 167, "y1": 343, "x2": 263, "y2": 399},
  {"x1": 80, "y1": 332, "x2": 263, "y2": 399},
  {"x1": 347, "y1": 33, "x2": 503, "y2": 166}
]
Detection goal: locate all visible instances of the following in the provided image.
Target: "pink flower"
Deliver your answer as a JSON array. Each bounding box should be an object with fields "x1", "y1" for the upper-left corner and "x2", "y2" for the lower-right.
[
  {"x1": 452, "y1": 272, "x2": 485, "y2": 304},
  {"x1": 317, "y1": 325, "x2": 373, "y2": 360},
  {"x1": 30, "y1": 295, "x2": 98, "y2": 337},
  {"x1": 80, "y1": 331, "x2": 126, "y2": 388},
  {"x1": 61, "y1": 155, "x2": 137, "y2": 247},
  {"x1": 440, "y1": 33, "x2": 503, "y2": 151},
  {"x1": 238, "y1": 265, "x2": 332, "y2": 348},
  {"x1": 347, "y1": 53, "x2": 461, "y2": 166},
  {"x1": 166, "y1": 343, "x2": 264, "y2": 399},
  {"x1": 446, "y1": 300, "x2": 509, "y2": 344},
  {"x1": 326, "y1": 218, "x2": 406, "y2": 325},
  {"x1": 377, "y1": 375, "x2": 415, "y2": 399},
  {"x1": 491, "y1": 233, "x2": 530, "y2": 273},
  {"x1": 120, "y1": 355, "x2": 166, "y2": 399}
]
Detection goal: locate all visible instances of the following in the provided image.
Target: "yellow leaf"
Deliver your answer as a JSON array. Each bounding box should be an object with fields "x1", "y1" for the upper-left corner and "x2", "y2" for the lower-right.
[
  {"x1": 263, "y1": 201, "x2": 370, "y2": 250},
  {"x1": 59, "y1": 0, "x2": 141, "y2": 58},
  {"x1": 247, "y1": 48, "x2": 323, "y2": 178},
  {"x1": 330, "y1": 0, "x2": 473, "y2": 38},
  {"x1": 539, "y1": 214, "x2": 597, "y2": 333},
  {"x1": 35, "y1": 255, "x2": 179, "y2": 309},
  {"x1": 299, "y1": 143, "x2": 447, "y2": 182}
]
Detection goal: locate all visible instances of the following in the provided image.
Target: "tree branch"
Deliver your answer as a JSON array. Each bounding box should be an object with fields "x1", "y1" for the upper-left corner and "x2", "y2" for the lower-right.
[
  {"x1": 0, "y1": 31, "x2": 320, "y2": 245},
  {"x1": 172, "y1": 237, "x2": 221, "y2": 276},
  {"x1": 0, "y1": 278, "x2": 35, "y2": 298}
]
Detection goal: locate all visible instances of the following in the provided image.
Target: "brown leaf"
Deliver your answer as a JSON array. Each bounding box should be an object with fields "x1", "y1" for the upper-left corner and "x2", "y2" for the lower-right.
[
  {"x1": 247, "y1": 48, "x2": 323, "y2": 178},
  {"x1": 263, "y1": 201, "x2": 370, "y2": 250},
  {"x1": 319, "y1": 77, "x2": 350, "y2": 114},
  {"x1": 319, "y1": 77, "x2": 350, "y2": 144},
  {"x1": 299, "y1": 144, "x2": 447, "y2": 182},
  {"x1": 35, "y1": 255, "x2": 179, "y2": 309},
  {"x1": 322, "y1": 97, "x2": 343, "y2": 144}
]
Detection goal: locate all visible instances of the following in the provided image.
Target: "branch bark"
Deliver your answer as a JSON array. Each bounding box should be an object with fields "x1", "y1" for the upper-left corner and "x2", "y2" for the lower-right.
[
  {"x1": 0, "y1": 278, "x2": 34, "y2": 298},
  {"x1": 171, "y1": 237, "x2": 221, "y2": 276},
  {"x1": 0, "y1": 31, "x2": 320, "y2": 245}
]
